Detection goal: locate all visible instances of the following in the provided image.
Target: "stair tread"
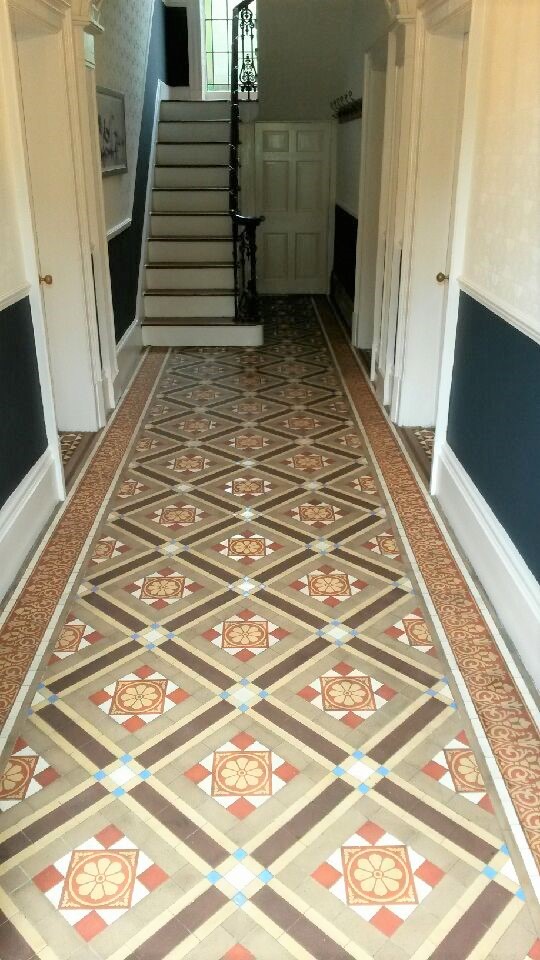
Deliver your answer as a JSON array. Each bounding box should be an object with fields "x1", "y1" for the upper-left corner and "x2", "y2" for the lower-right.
[
  {"x1": 151, "y1": 210, "x2": 230, "y2": 216},
  {"x1": 149, "y1": 236, "x2": 232, "y2": 241},
  {"x1": 146, "y1": 261, "x2": 233, "y2": 268},
  {"x1": 145, "y1": 288, "x2": 234, "y2": 296},
  {"x1": 143, "y1": 317, "x2": 238, "y2": 326},
  {"x1": 158, "y1": 140, "x2": 231, "y2": 145},
  {"x1": 152, "y1": 186, "x2": 229, "y2": 191},
  {"x1": 160, "y1": 119, "x2": 230, "y2": 124},
  {"x1": 155, "y1": 163, "x2": 229, "y2": 168}
]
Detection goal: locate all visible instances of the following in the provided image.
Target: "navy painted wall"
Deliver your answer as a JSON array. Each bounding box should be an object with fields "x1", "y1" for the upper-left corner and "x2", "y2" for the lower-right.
[
  {"x1": 332, "y1": 205, "x2": 358, "y2": 302},
  {"x1": 447, "y1": 292, "x2": 540, "y2": 582},
  {"x1": 0, "y1": 297, "x2": 47, "y2": 508},
  {"x1": 107, "y1": 2, "x2": 190, "y2": 341}
]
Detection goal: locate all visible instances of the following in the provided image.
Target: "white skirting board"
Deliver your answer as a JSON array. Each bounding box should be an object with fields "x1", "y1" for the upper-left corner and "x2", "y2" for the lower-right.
[
  {"x1": 114, "y1": 318, "x2": 144, "y2": 401},
  {"x1": 436, "y1": 442, "x2": 540, "y2": 687},
  {"x1": 0, "y1": 449, "x2": 61, "y2": 603},
  {"x1": 142, "y1": 323, "x2": 264, "y2": 347}
]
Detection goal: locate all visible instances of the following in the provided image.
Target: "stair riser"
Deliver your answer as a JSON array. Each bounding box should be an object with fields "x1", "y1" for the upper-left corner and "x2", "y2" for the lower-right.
[
  {"x1": 144, "y1": 294, "x2": 235, "y2": 318},
  {"x1": 159, "y1": 121, "x2": 229, "y2": 142},
  {"x1": 152, "y1": 190, "x2": 230, "y2": 213},
  {"x1": 160, "y1": 100, "x2": 231, "y2": 121},
  {"x1": 156, "y1": 143, "x2": 229, "y2": 165},
  {"x1": 147, "y1": 240, "x2": 232, "y2": 263},
  {"x1": 145, "y1": 266, "x2": 234, "y2": 290},
  {"x1": 150, "y1": 214, "x2": 232, "y2": 238},
  {"x1": 154, "y1": 166, "x2": 229, "y2": 188}
]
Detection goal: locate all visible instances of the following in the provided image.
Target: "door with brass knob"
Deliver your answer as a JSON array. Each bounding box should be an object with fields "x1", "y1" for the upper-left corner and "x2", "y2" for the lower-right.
[
  {"x1": 39, "y1": 274, "x2": 53, "y2": 285},
  {"x1": 436, "y1": 272, "x2": 449, "y2": 284}
]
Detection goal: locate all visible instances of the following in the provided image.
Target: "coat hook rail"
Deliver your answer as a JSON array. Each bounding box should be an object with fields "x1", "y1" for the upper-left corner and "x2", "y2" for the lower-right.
[{"x1": 330, "y1": 90, "x2": 363, "y2": 123}]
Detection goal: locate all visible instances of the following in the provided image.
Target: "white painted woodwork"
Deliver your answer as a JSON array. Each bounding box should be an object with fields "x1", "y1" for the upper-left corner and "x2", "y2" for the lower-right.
[
  {"x1": 160, "y1": 99, "x2": 230, "y2": 121},
  {"x1": 154, "y1": 164, "x2": 229, "y2": 188},
  {"x1": 142, "y1": 321, "x2": 263, "y2": 347},
  {"x1": 150, "y1": 213, "x2": 232, "y2": 237},
  {"x1": 152, "y1": 188, "x2": 230, "y2": 212},
  {"x1": 147, "y1": 238, "x2": 232, "y2": 262},
  {"x1": 145, "y1": 265, "x2": 234, "y2": 290},
  {"x1": 144, "y1": 292, "x2": 235, "y2": 318},
  {"x1": 14, "y1": 23, "x2": 104, "y2": 431},
  {"x1": 156, "y1": 141, "x2": 229, "y2": 165},
  {"x1": 158, "y1": 120, "x2": 229, "y2": 142},
  {"x1": 255, "y1": 122, "x2": 332, "y2": 294}
]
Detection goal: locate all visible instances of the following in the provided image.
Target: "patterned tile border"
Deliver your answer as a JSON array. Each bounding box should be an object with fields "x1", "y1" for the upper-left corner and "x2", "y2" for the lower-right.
[
  {"x1": 315, "y1": 297, "x2": 540, "y2": 879},
  {"x1": 0, "y1": 350, "x2": 166, "y2": 736}
]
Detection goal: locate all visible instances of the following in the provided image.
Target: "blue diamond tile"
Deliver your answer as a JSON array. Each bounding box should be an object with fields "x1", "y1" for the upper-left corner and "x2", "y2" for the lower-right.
[
  {"x1": 139, "y1": 770, "x2": 151, "y2": 780},
  {"x1": 258, "y1": 690, "x2": 269, "y2": 698},
  {"x1": 207, "y1": 870, "x2": 222, "y2": 884},
  {"x1": 94, "y1": 771, "x2": 106, "y2": 781},
  {"x1": 112, "y1": 787, "x2": 125, "y2": 797},
  {"x1": 120, "y1": 754, "x2": 133, "y2": 764},
  {"x1": 220, "y1": 691, "x2": 231, "y2": 700},
  {"x1": 500, "y1": 844, "x2": 509, "y2": 855},
  {"x1": 516, "y1": 888, "x2": 526, "y2": 902},
  {"x1": 358, "y1": 783, "x2": 370, "y2": 795},
  {"x1": 377, "y1": 766, "x2": 389, "y2": 776},
  {"x1": 238, "y1": 704, "x2": 249, "y2": 713},
  {"x1": 233, "y1": 849, "x2": 248, "y2": 861},
  {"x1": 482, "y1": 866, "x2": 497, "y2": 879},
  {"x1": 424, "y1": 689, "x2": 437, "y2": 698},
  {"x1": 240, "y1": 678, "x2": 250, "y2": 687},
  {"x1": 233, "y1": 892, "x2": 247, "y2": 907},
  {"x1": 48, "y1": 695, "x2": 59, "y2": 703},
  {"x1": 258, "y1": 869, "x2": 273, "y2": 883},
  {"x1": 352, "y1": 750, "x2": 364, "y2": 760},
  {"x1": 333, "y1": 766, "x2": 345, "y2": 776}
]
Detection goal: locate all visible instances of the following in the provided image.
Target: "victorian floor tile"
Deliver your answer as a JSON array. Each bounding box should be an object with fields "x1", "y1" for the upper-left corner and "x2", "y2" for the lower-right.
[{"x1": 0, "y1": 297, "x2": 538, "y2": 959}]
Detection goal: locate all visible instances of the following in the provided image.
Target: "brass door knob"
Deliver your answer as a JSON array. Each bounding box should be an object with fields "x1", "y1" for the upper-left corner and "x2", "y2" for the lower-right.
[
  {"x1": 436, "y1": 272, "x2": 449, "y2": 283},
  {"x1": 39, "y1": 274, "x2": 53, "y2": 285}
]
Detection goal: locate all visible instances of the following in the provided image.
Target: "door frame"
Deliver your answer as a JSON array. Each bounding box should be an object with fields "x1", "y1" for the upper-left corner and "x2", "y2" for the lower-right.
[{"x1": 390, "y1": 0, "x2": 474, "y2": 445}]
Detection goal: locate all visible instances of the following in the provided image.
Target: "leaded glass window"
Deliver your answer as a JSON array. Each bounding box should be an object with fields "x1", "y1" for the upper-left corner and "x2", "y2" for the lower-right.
[{"x1": 205, "y1": 0, "x2": 257, "y2": 92}]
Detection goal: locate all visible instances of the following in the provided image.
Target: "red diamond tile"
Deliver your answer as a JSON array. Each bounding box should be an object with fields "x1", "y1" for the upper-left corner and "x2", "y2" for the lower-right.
[
  {"x1": 231, "y1": 732, "x2": 255, "y2": 750},
  {"x1": 223, "y1": 947, "x2": 255, "y2": 960},
  {"x1": 33, "y1": 864, "x2": 63, "y2": 893},
  {"x1": 311, "y1": 863, "x2": 342, "y2": 888},
  {"x1": 95, "y1": 824, "x2": 124, "y2": 849},
  {"x1": 274, "y1": 762, "x2": 299, "y2": 782},
  {"x1": 228, "y1": 797, "x2": 255, "y2": 819},
  {"x1": 529, "y1": 940, "x2": 540, "y2": 960},
  {"x1": 74, "y1": 910, "x2": 107, "y2": 942},
  {"x1": 185, "y1": 763, "x2": 209, "y2": 784},
  {"x1": 357, "y1": 821, "x2": 386, "y2": 844},
  {"x1": 415, "y1": 860, "x2": 444, "y2": 887},
  {"x1": 138, "y1": 863, "x2": 169, "y2": 891},
  {"x1": 371, "y1": 906, "x2": 403, "y2": 937}
]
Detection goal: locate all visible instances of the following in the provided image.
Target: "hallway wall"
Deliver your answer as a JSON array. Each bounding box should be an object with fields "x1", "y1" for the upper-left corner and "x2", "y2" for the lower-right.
[{"x1": 445, "y1": 0, "x2": 540, "y2": 586}]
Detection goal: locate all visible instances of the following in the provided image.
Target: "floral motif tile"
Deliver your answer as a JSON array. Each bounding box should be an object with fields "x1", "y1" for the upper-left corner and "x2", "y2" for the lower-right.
[
  {"x1": 123, "y1": 568, "x2": 203, "y2": 609},
  {"x1": 227, "y1": 433, "x2": 270, "y2": 452},
  {"x1": 165, "y1": 453, "x2": 211, "y2": 474},
  {"x1": 89, "y1": 666, "x2": 188, "y2": 732},
  {"x1": 290, "y1": 565, "x2": 368, "y2": 607},
  {"x1": 117, "y1": 479, "x2": 149, "y2": 500},
  {"x1": 422, "y1": 731, "x2": 494, "y2": 813},
  {"x1": 298, "y1": 663, "x2": 396, "y2": 728},
  {"x1": 312, "y1": 821, "x2": 444, "y2": 937},
  {"x1": 277, "y1": 416, "x2": 322, "y2": 433},
  {"x1": 363, "y1": 531, "x2": 401, "y2": 560},
  {"x1": 176, "y1": 416, "x2": 218, "y2": 436},
  {"x1": 48, "y1": 614, "x2": 103, "y2": 664},
  {"x1": 338, "y1": 432, "x2": 364, "y2": 450},
  {"x1": 33, "y1": 825, "x2": 167, "y2": 941},
  {"x1": 148, "y1": 503, "x2": 206, "y2": 529},
  {"x1": 289, "y1": 501, "x2": 343, "y2": 527},
  {"x1": 351, "y1": 475, "x2": 378, "y2": 496},
  {"x1": 0, "y1": 738, "x2": 58, "y2": 810},
  {"x1": 91, "y1": 537, "x2": 130, "y2": 565},
  {"x1": 224, "y1": 478, "x2": 273, "y2": 498},
  {"x1": 202, "y1": 610, "x2": 289, "y2": 661},
  {"x1": 283, "y1": 451, "x2": 333, "y2": 473},
  {"x1": 185, "y1": 733, "x2": 298, "y2": 819},
  {"x1": 384, "y1": 609, "x2": 435, "y2": 656},
  {"x1": 135, "y1": 436, "x2": 160, "y2": 454},
  {"x1": 212, "y1": 532, "x2": 282, "y2": 566}
]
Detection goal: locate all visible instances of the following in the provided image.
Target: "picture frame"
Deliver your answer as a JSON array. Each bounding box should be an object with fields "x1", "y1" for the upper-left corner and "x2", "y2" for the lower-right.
[{"x1": 96, "y1": 87, "x2": 128, "y2": 177}]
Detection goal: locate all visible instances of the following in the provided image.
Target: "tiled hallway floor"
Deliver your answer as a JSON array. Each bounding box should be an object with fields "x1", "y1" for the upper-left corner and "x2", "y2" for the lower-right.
[{"x1": 1, "y1": 297, "x2": 539, "y2": 959}]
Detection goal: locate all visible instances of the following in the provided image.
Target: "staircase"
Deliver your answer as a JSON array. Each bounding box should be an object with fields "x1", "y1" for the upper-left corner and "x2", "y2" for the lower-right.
[{"x1": 141, "y1": 99, "x2": 263, "y2": 347}]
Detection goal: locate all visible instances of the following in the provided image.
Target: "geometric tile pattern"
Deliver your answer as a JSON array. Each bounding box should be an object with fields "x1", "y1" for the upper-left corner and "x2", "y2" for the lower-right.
[
  {"x1": 0, "y1": 738, "x2": 58, "y2": 810},
  {"x1": 33, "y1": 826, "x2": 167, "y2": 941},
  {"x1": 0, "y1": 298, "x2": 538, "y2": 960},
  {"x1": 89, "y1": 666, "x2": 188, "y2": 732}
]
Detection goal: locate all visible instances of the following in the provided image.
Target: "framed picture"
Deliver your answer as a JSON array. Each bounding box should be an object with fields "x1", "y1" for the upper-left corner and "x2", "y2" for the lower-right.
[{"x1": 97, "y1": 87, "x2": 128, "y2": 176}]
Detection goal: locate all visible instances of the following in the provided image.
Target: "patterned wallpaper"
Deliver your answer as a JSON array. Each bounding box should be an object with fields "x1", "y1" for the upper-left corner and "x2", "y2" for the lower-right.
[
  {"x1": 94, "y1": 0, "x2": 155, "y2": 234},
  {"x1": 464, "y1": 0, "x2": 540, "y2": 327}
]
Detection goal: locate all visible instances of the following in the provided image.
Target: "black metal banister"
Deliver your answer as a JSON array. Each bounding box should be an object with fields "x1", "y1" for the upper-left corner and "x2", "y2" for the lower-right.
[{"x1": 229, "y1": 0, "x2": 263, "y2": 323}]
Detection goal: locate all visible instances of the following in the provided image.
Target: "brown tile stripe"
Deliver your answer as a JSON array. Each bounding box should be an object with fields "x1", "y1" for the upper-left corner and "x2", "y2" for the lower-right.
[
  {"x1": 39, "y1": 703, "x2": 116, "y2": 768},
  {"x1": 177, "y1": 549, "x2": 238, "y2": 583},
  {"x1": 137, "y1": 700, "x2": 234, "y2": 768},
  {"x1": 251, "y1": 887, "x2": 356, "y2": 960},
  {"x1": 88, "y1": 551, "x2": 162, "y2": 587},
  {"x1": 0, "y1": 911, "x2": 35, "y2": 960},
  {"x1": 261, "y1": 592, "x2": 324, "y2": 629},
  {"x1": 428, "y1": 882, "x2": 513, "y2": 958},
  {"x1": 347, "y1": 636, "x2": 439, "y2": 688},
  {"x1": 113, "y1": 517, "x2": 166, "y2": 547},
  {"x1": 319, "y1": 296, "x2": 540, "y2": 868},
  {"x1": 160, "y1": 639, "x2": 235, "y2": 690},
  {"x1": 369, "y1": 698, "x2": 447, "y2": 764},
  {"x1": 117, "y1": 490, "x2": 177, "y2": 515},
  {"x1": 253, "y1": 637, "x2": 330, "y2": 690},
  {"x1": 253, "y1": 700, "x2": 347, "y2": 765},
  {"x1": 344, "y1": 586, "x2": 408, "y2": 629},
  {"x1": 163, "y1": 591, "x2": 236, "y2": 631},
  {"x1": 130, "y1": 782, "x2": 227, "y2": 866},
  {"x1": 374, "y1": 778, "x2": 497, "y2": 863},
  {"x1": 253, "y1": 780, "x2": 353, "y2": 866},
  {"x1": 0, "y1": 783, "x2": 106, "y2": 863},
  {"x1": 47, "y1": 639, "x2": 141, "y2": 694},
  {"x1": 83, "y1": 593, "x2": 147, "y2": 633},
  {"x1": 126, "y1": 887, "x2": 227, "y2": 960},
  {"x1": 333, "y1": 545, "x2": 401, "y2": 581},
  {"x1": 0, "y1": 350, "x2": 165, "y2": 732}
]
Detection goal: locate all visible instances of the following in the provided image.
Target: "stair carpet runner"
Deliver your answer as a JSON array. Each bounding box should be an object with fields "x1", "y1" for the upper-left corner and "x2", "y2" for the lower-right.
[{"x1": 142, "y1": 99, "x2": 237, "y2": 338}]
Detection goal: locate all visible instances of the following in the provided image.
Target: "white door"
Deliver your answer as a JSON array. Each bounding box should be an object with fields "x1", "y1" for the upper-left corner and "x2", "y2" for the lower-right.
[{"x1": 255, "y1": 122, "x2": 332, "y2": 294}]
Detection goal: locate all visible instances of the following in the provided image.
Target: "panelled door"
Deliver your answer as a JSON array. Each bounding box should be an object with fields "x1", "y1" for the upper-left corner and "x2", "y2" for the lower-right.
[{"x1": 255, "y1": 122, "x2": 332, "y2": 293}]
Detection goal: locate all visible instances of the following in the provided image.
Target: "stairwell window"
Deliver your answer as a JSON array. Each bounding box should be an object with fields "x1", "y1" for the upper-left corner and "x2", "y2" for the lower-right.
[{"x1": 204, "y1": 0, "x2": 257, "y2": 94}]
